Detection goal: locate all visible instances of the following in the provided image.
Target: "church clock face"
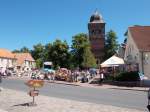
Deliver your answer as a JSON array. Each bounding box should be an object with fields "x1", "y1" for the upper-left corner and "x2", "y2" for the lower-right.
[{"x1": 88, "y1": 11, "x2": 105, "y2": 63}]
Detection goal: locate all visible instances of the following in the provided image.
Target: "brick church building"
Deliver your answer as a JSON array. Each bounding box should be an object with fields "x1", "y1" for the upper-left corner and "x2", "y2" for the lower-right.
[{"x1": 88, "y1": 11, "x2": 105, "y2": 64}]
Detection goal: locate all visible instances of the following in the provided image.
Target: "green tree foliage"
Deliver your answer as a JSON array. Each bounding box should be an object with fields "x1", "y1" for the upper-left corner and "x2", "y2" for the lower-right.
[
  {"x1": 20, "y1": 46, "x2": 30, "y2": 53},
  {"x1": 104, "y1": 30, "x2": 118, "y2": 59},
  {"x1": 115, "y1": 71, "x2": 139, "y2": 81},
  {"x1": 71, "y1": 33, "x2": 96, "y2": 69},
  {"x1": 44, "y1": 43, "x2": 52, "y2": 62},
  {"x1": 11, "y1": 33, "x2": 98, "y2": 70},
  {"x1": 82, "y1": 46, "x2": 97, "y2": 68},
  {"x1": 31, "y1": 43, "x2": 44, "y2": 68},
  {"x1": 35, "y1": 58, "x2": 43, "y2": 69},
  {"x1": 31, "y1": 43, "x2": 44, "y2": 60},
  {"x1": 71, "y1": 33, "x2": 89, "y2": 68},
  {"x1": 12, "y1": 46, "x2": 30, "y2": 53},
  {"x1": 29, "y1": 41, "x2": 71, "y2": 69},
  {"x1": 12, "y1": 49, "x2": 21, "y2": 53},
  {"x1": 50, "y1": 39, "x2": 71, "y2": 69}
]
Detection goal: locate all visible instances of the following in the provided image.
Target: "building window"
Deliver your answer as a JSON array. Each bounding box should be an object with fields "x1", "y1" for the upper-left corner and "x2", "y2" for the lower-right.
[
  {"x1": 1, "y1": 59, "x2": 3, "y2": 63},
  {"x1": 91, "y1": 30, "x2": 94, "y2": 34},
  {"x1": 135, "y1": 56, "x2": 137, "y2": 61},
  {"x1": 144, "y1": 53, "x2": 149, "y2": 64},
  {"x1": 99, "y1": 30, "x2": 101, "y2": 34}
]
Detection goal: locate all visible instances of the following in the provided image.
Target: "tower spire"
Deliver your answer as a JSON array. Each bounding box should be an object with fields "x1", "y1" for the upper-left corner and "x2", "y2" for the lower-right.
[{"x1": 94, "y1": 8, "x2": 99, "y2": 15}]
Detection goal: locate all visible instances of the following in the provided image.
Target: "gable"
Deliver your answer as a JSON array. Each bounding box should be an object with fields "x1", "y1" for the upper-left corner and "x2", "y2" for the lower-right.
[{"x1": 129, "y1": 26, "x2": 150, "y2": 51}]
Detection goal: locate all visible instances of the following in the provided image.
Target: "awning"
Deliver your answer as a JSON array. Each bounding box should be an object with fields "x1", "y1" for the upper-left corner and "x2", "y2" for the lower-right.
[{"x1": 100, "y1": 55, "x2": 124, "y2": 67}]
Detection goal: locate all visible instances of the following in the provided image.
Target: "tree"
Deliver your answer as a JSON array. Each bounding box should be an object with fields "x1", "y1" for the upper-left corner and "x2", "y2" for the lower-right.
[
  {"x1": 12, "y1": 46, "x2": 30, "y2": 53},
  {"x1": 50, "y1": 39, "x2": 71, "y2": 69},
  {"x1": 82, "y1": 46, "x2": 97, "y2": 68},
  {"x1": 124, "y1": 38, "x2": 127, "y2": 44},
  {"x1": 71, "y1": 33, "x2": 92, "y2": 69},
  {"x1": 31, "y1": 43, "x2": 44, "y2": 68},
  {"x1": 104, "y1": 30, "x2": 118, "y2": 59},
  {"x1": 35, "y1": 58, "x2": 43, "y2": 69},
  {"x1": 44, "y1": 43, "x2": 52, "y2": 62},
  {"x1": 20, "y1": 46, "x2": 30, "y2": 53},
  {"x1": 31, "y1": 43, "x2": 44, "y2": 60},
  {"x1": 12, "y1": 49, "x2": 21, "y2": 53}
]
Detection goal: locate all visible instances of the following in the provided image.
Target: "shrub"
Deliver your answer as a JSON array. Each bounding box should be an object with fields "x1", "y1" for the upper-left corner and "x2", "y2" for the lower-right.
[
  {"x1": 115, "y1": 71, "x2": 140, "y2": 81},
  {"x1": 105, "y1": 75, "x2": 114, "y2": 81}
]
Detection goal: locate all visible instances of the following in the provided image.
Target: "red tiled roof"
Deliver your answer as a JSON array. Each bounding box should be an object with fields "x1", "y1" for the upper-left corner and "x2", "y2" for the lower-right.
[
  {"x1": 13, "y1": 53, "x2": 35, "y2": 66},
  {"x1": 129, "y1": 26, "x2": 150, "y2": 51},
  {"x1": 0, "y1": 49, "x2": 15, "y2": 59}
]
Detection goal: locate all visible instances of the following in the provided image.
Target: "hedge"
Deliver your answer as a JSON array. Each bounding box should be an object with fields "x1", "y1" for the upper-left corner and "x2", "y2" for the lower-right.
[{"x1": 115, "y1": 71, "x2": 140, "y2": 81}]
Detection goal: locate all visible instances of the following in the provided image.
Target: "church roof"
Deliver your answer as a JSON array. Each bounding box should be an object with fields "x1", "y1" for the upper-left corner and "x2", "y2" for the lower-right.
[{"x1": 90, "y1": 10, "x2": 104, "y2": 23}]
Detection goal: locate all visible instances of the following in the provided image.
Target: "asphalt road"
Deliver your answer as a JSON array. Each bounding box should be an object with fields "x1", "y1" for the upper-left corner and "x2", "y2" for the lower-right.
[{"x1": 1, "y1": 78, "x2": 148, "y2": 111}]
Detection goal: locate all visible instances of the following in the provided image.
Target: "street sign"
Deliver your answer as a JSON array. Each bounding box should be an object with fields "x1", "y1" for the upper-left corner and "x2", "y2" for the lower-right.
[{"x1": 29, "y1": 90, "x2": 39, "y2": 97}]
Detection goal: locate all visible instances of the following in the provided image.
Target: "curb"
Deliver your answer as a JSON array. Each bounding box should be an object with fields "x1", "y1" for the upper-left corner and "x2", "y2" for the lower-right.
[
  {"x1": 47, "y1": 81, "x2": 149, "y2": 91},
  {"x1": 48, "y1": 81, "x2": 80, "y2": 86}
]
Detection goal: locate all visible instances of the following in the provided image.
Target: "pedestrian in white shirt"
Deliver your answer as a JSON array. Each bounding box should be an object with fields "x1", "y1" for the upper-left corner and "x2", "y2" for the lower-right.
[{"x1": 99, "y1": 69, "x2": 104, "y2": 85}]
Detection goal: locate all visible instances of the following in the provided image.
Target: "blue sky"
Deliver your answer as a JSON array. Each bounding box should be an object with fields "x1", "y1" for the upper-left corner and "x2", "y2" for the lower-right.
[{"x1": 0, "y1": 0, "x2": 150, "y2": 51}]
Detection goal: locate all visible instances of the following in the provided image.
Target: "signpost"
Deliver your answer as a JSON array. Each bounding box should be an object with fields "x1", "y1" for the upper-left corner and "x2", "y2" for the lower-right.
[{"x1": 25, "y1": 80, "x2": 44, "y2": 106}]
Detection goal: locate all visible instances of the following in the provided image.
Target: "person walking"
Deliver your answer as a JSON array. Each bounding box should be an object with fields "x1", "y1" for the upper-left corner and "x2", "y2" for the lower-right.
[{"x1": 99, "y1": 69, "x2": 104, "y2": 85}]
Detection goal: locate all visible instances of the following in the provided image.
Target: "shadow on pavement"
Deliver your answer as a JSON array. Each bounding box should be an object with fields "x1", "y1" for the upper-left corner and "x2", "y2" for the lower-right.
[
  {"x1": 13, "y1": 102, "x2": 30, "y2": 107},
  {"x1": 12, "y1": 102, "x2": 37, "y2": 107}
]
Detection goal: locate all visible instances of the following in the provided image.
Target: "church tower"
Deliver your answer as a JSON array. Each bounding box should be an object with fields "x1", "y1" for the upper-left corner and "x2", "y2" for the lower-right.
[{"x1": 88, "y1": 10, "x2": 105, "y2": 64}]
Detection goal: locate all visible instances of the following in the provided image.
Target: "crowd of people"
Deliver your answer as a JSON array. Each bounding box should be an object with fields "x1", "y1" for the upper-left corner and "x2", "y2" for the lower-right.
[
  {"x1": 0, "y1": 67, "x2": 106, "y2": 85},
  {"x1": 0, "y1": 67, "x2": 33, "y2": 78},
  {"x1": 30, "y1": 68, "x2": 105, "y2": 84}
]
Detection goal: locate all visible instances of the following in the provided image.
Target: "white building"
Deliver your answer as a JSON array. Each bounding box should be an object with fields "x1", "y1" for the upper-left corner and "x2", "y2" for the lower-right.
[
  {"x1": 0, "y1": 49, "x2": 16, "y2": 71},
  {"x1": 124, "y1": 26, "x2": 150, "y2": 79},
  {"x1": 14, "y1": 53, "x2": 35, "y2": 71}
]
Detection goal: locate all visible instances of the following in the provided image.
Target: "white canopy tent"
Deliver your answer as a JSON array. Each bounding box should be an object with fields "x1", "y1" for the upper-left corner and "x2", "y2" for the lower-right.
[{"x1": 100, "y1": 55, "x2": 125, "y2": 67}]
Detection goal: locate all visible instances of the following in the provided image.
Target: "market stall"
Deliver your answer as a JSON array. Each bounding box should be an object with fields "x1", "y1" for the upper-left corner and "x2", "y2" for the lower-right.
[
  {"x1": 100, "y1": 55, "x2": 124, "y2": 67},
  {"x1": 100, "y1": 55, "x2": 125, "y2": 77}
]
